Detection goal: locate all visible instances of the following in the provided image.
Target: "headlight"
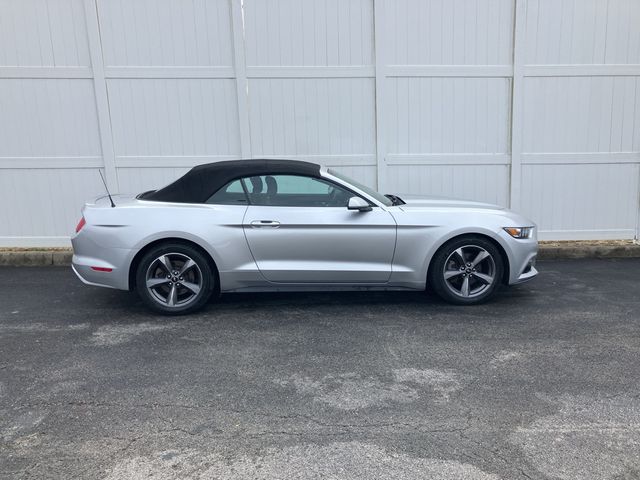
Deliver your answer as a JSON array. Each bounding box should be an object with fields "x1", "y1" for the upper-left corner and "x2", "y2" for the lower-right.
[{"x1": 503, "y1": 227, "x2": 534, "y2": 239}]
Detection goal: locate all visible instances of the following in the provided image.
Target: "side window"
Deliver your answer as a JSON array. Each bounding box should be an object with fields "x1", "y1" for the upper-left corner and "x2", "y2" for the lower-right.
[
  {"x1": 244, "y1": 175, "x2": 356, "y2": 207},
  {"x1": 206, "y1": 179, "x2": 247, "y2": 205}
]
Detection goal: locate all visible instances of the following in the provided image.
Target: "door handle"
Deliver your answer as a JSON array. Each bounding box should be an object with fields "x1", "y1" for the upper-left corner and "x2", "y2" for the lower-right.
[{"x1": 250, "y1": 220, "x2": 280, "y2": 228}]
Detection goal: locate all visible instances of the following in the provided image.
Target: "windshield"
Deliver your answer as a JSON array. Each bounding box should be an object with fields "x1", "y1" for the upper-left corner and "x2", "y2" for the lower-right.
[{"x1": 327, "y1": 168, "x2": 393, "y2": 206}]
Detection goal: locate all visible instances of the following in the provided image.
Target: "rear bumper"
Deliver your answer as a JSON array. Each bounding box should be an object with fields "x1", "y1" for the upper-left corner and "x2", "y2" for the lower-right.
[
  {"x1": 71, "y1": 232, "x2": 132, "y2": 290},
  {"x1": 71, "y1": 262, "x2": 118, "y2": 289},
  {"x1": 71, "y1": 257, "x2": 126, "y2": 289}
]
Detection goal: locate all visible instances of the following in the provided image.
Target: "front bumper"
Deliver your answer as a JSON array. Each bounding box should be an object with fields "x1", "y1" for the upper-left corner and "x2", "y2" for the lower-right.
[
  {"x1": 512, "y1": 264, "x2": 538, "y2": 284},
  {"x1": 499, "y1": 230, "x2": 539, "y2": 285}
]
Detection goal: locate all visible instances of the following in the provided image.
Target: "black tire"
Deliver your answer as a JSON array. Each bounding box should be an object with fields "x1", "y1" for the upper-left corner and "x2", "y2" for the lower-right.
[
  {"x1": 135, "y1": 242, "x2": 215, "y2": 315},
  {"x1": 428, "y1": 235, "x2": 504, "y2": 305}
]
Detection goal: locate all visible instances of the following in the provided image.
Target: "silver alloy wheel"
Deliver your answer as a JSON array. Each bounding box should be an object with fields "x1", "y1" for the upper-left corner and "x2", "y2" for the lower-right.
[
  {"x1": 442, "y1": 245, "x2": 496, "y2": 298},
  {"x1": 145, "y1": 252, "x2": 203, "y2": 308}
]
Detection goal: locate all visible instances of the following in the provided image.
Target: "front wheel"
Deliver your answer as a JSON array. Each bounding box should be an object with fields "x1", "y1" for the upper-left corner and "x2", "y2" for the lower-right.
[
  {"x1": 135, "y1": 243, "x2": 215, "y2": 315},
  {"x1": 428, "y1": 236, "x2": 504, "y2": 305}
]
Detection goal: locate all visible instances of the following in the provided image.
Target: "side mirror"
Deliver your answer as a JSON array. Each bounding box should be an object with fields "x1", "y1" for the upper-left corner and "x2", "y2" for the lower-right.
[{"x1": 347, "y1": 196, "x2": 372, "y2": 212}]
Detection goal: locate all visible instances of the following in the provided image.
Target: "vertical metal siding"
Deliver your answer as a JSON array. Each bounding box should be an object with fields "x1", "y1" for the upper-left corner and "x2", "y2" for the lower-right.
[
  {"x1": 96, "y1": 0, "x2": 240, "y2": 196},
  {"x1": 243, "y1": 0, "x2": 377, "y2": 184},
  {"x1": 382, "y1": 0, "x2": 515, "y2": 206},
  {"x1": 518, "y1": 0, "x2": 640, "y2": 239},
  {"x1": 0, "y1": 0, "x2": 639, "y2": 245},
  {"x1": 98, "y1": 0, "x2": 234, "y2": 67},
  {"x1": 387, "y1": 0, "x2": 514, "y2": 66},
  {"x1": 244, "y1": 0, "x2": 374, "y2": 67},
  {"x1": 108, "y1": 78, "x2": 241, "y2": 158},
  {"x1": 0, "y1": 0, "x2": 90, "y2": 67}
]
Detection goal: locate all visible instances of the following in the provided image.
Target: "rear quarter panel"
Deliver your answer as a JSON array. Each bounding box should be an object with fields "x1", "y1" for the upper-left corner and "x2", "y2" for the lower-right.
[{"x1": 79, "y1": 201, "x2": 256, "y2": 290}]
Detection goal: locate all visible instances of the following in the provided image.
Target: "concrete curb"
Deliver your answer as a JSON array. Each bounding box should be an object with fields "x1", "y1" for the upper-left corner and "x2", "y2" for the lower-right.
[
  {"x1": 0, "y1": 250, "x2": 73, "y2": 267},
  {"x1": 537, "y1": 244, "x2": 640, "y2": 260},
  {"x1": 1, "y1": 243, "x2": 639, "y2": 267}
]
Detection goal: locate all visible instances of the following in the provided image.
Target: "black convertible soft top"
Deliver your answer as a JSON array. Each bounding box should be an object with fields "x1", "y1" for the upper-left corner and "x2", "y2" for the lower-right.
[{"x1": 140, "y1": 159, "x2": 321, "y2": 203}]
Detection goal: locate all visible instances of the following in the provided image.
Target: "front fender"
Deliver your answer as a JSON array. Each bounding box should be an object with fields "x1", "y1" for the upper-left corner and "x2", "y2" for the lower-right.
[{"x1": 420, "y1": 226, "x2": 514, "y2": 284}]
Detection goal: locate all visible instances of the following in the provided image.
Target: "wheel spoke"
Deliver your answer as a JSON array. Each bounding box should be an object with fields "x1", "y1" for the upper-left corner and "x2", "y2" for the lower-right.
[
  {"x1": 167, "y1": 284, "x2": 178, "y2": 306},
  {"x1": 181, "y1": 281, "x2": 200, "y2": 295},
  {"x1": 179, "y1": 258, "x2": 196, "y2": 275},
  {"x1": 471, "y1": 250, "x2": 490, "y2": 267},
  {"x1": 453, "y1": 248, "x2": 466, "y2": 266},
  {"x1": 473, "y1": 272, "x2": 494, "y2": 285},
  {"x1": 460, "y1": 276, "x2": 470, "y2": 297},
  {"x1": 159, "y1": 255, "x2": 173, "y2": 273},
  {"x1": 444, "y1": 270, "x2": 463, "y2": 280},
  {"x1": 146, "y1": 277, "x2": 168, "y2": 289}
]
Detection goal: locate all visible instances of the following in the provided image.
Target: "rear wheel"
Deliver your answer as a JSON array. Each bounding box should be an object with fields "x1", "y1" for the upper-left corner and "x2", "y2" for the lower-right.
[
  {"x1": 135, "y1": 243, "x2": 215, "y2": 315},
  {"x1": 428, "y1": 236, "x2": 504, "y2": 305}
]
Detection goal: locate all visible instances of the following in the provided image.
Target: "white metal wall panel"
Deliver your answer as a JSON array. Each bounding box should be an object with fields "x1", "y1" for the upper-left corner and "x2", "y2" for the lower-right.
[
  {"x1": 329, "y1": 165, "x2": 378, "y2": 190},
  {"x1": 386, "y1": 77, "x2": 511, "y2": 155},
  {"x1": 521, "y1": 164, "x2": 640, "y2": 239},
  {"x1": 387, "y1": 165, "x2": 510, "y2": 207},
  {"x1": 524, "y1": 0, "x2": 640, "y2": 65},
  {"x1": 0, "y1": 170, "x2": 105, "y2": 242},
  {"x1": 116, "y1": 167, "x2": 191, "y2": 194},
  {"x1": 248, "y1": 78, "x2": 376, "y2": 157},
  {"x1": 108, "y1": 79, "x2": 240, "y2": 159},
  {"x1": 382, "y1": 0, "x2": 514, "y2": 204},
  {"x1": 97, "y1": 0, "x2": 234, "y2": 67},
  {"x1": 0, "y1": 79, "x2": 100, "y2": 158},
  {"x1": 244, "y1": 0, "x2": 374, "y2": 67},
  {"x1": 1, "y1": 0, "x2": 639, "y2": 245},
  {"x1": 95, "y1": 0, "x2": 241, "y2": 197},
  {"x1": 0, "y1": 0, "x2": 90, "y2": 67},
  {"x1": 522, "y1": 76, "x2": 640, "y2": 154},
  {"x1": 518, "y1": 0, "x2": 640, "y2": 239},
  {"x1": 243, "y1": 0, "x2": 377, "y2": 186},
  {"x1": 387, "y1": 0, "x2": 514, "y2": 66},
  {"x1": 0, "y1": 0, "x2": 101, "y2": 245}
]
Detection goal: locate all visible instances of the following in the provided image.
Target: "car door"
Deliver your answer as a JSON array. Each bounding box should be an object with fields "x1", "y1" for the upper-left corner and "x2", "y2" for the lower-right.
[{"x1": 242, "y1": 174, "x2": 396, "y2": 283}]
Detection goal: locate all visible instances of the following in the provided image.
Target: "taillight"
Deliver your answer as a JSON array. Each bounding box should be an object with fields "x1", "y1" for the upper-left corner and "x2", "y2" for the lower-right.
[{"x1": 75, "y1": 216, "x2": 86, "y2": 233}]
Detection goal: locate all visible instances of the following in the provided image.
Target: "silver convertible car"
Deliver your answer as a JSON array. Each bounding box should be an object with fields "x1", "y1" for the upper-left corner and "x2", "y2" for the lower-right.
[{"x1": 72, "y1": 159, "x2": 538, "y2": 314}]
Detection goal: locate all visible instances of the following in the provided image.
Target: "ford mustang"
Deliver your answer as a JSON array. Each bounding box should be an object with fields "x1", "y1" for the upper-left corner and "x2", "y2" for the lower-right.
[{"x1": 71, "y1": 159, "x2": 538, "y2": 314}]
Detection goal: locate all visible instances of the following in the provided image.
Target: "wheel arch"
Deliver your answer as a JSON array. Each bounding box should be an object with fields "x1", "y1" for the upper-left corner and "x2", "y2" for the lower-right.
[
  {"x1": 426, "y1": 231, "x2": 511, "y2": 286},
  {"x1": 128, "y1": 237, "x2": 220, "y2": 292}
]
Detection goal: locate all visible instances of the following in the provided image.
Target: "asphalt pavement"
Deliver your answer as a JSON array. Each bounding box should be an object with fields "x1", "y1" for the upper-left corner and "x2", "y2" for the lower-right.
[{"x1": 1, "y1": 259, "x2": 639, "y2": 479}]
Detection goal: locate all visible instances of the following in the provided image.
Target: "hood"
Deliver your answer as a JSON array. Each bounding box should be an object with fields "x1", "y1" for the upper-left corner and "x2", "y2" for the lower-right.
[{"x1": 396, "y1": 194, "x2": 505, "y2": 211}]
